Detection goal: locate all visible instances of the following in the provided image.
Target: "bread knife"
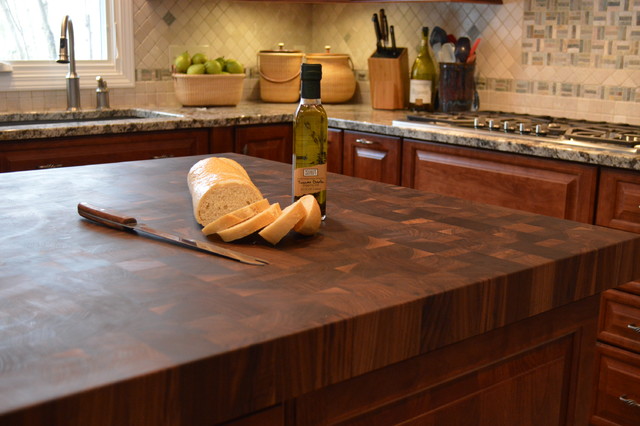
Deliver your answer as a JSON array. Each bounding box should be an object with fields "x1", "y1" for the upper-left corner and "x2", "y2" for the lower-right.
[{"x1": 77, "y1": 202, "x2": 268, "y2": 266}]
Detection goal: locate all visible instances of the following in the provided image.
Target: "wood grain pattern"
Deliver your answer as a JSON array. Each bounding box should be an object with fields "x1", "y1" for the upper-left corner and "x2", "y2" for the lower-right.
[
  {"x1": 342, "y1": 130, "x2": 401, "y2": 185},
  {"x1": 235, "y1": 124, "x2": 292, "y2": 163},
  {"x1": 0, "y1": 153, "x2": 638, "y2": 425}
]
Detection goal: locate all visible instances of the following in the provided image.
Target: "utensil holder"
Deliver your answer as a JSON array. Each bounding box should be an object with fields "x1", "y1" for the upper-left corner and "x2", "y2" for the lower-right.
[
  {"x1": 438, "y1": 62, "x2": 476, "y2": 113},
  {"x1": 367, "y1": 48, "x2": 409, "y2": 110}
]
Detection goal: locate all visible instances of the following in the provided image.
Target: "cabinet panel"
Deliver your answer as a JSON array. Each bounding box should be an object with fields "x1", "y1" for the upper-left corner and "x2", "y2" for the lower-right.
[
  {"x1": 295, "y1": 296, "x2": 599, "y2": 426},
  {"x1": 599, "y1": 290, "x2": 640, "y2": 354},
  {"x1": 327, "y1": 128, "x2": 343, "y2": 174},
  {"x1": 591, "y1": 343, "x2": 640, "y2": 426},
  {"x1": 596, "y1": 168, "x2": 640, "y2": 234},
  {"x1": 402, "y1": 139, "x2": 597, "y2": 223},
  {"x1": 210, "y1": 126, "x2": 235, "y2": 154},
  {"x1": 0, "y1": 130, "x2": 209, "y2": 172},
  {"x1": 342, "y1": 130, "x2": 401, "y2": 185},
  {"x1": 235, "y1": 124, "x2": 292, "y2": 164}
]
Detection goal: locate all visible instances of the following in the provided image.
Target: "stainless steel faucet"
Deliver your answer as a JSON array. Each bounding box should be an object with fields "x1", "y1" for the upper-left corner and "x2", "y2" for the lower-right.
[{"x1": 56, "y1": 16, "x2": 80, "y2": 111}]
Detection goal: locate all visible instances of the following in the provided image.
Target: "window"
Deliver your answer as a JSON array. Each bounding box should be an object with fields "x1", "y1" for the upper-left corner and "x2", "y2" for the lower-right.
[{"x1": 0, "y1": 0, "x2": 134, "y2": 91}]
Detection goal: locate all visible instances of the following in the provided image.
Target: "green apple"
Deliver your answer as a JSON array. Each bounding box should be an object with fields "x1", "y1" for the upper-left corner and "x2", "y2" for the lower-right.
[
  {"x1": 174, "y1": 52, "x2": 191, "y2": 73},
  {"x1": 191, "y1": 52, "x2": 208, "y2": 65},
  {"x1": 186, "y1": 63, "x2": 205, "y2": 74},
  {"x1": 204, "y1": 60, "x2": 223, "y2": 74},
  {"x1": 224, "y1": 59, "x2": 244, "y2": 74}
]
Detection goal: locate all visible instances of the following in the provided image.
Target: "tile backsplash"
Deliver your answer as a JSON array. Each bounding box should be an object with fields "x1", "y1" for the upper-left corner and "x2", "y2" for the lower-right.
[{"x1": 1, "y1": 0, "x2": 639, "y2": 124}]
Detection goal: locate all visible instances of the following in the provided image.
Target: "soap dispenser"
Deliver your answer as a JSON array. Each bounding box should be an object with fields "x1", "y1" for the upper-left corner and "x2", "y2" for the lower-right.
[{"x1": 96, "y1": 76, "x2": 110, "y2": 110}]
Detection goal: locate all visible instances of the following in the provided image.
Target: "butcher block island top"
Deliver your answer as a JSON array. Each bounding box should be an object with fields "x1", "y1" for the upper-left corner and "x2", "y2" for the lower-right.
[{"x1": 1, "y1": 153, "x2": 639, "y2": 426}]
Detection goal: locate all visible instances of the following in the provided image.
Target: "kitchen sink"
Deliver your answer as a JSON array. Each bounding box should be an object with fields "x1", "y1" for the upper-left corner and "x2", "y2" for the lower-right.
[{"x1": 0, "y1": 109, "x2": 184, "y2": 128}]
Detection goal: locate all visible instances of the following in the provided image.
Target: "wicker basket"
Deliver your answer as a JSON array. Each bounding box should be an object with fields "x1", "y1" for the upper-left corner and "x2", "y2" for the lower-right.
[
  {"x1": 306, "y1": 53, "x2": 356, "y2": 103},
  {"x1": 173, "y1": 73, "x2": 245, "y2": 106},
  {"x1": 257, "y1": 49, "x2": 304, "y2": 103}
]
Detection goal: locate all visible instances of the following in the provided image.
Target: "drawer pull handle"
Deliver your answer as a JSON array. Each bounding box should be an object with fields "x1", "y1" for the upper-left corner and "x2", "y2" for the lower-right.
[
  {"x1": 38, "y1": 163, "x2": 63, "y2": 169},
  {"x1": 619, "y1": 395, "x2": 640, "y2": 408},
  {"x1": 152, "y1": 154, "x2": 174, "y2": 159},
  {"x1": 627, "y1": 324, "x2": 640, "y2": 333},
  {"x1": 355, "y1": 138, "x2": 375, "y2": 145}
]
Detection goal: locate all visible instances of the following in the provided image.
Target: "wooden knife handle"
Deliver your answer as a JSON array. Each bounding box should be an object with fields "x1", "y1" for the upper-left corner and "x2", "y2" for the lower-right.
[{"x1": 77, "y1": 202, "x2": 137, "y2": 230}]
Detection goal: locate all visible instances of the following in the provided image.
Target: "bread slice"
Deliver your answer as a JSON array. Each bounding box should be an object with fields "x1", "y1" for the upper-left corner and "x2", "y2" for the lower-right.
[
  {"x1": 293, "y1": 195, "x2": 322, "y2": 236},
  {"x1": 202, "y1": 198, "x2": 270, "y2": 236},
  {"x1": 188, "y1": 157, "x2": 263, "y2": 226},
  {"x1": 259, "y1": 199, "x2": 307, "y2": 245},
  {"x1": 217, "y1": 203, "x2": 282, "y2": 242}
]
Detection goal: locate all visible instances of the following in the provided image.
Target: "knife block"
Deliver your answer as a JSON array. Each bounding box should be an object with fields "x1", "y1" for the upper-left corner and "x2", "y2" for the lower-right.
[{"x1": 367, "y1": 48, "x2": 409, "y2": 110}]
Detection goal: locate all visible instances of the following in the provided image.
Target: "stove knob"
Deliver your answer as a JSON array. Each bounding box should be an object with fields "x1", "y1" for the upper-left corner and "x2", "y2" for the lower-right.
[
  {"x1": 534, "y1": 124, "x2": 548, "y2": 136},
  {"x1": 473, "y1": 117, "x2": 485, "y2": 128},
  {"x1": 503, "y1": 121, "x2": 516, "y2": 132},
  {"x1": 517, "y1": 123, "x2": 530, "y2": 134},
  {"x1": 488, "y1": 119, "x2": 497, "y2": 130}
]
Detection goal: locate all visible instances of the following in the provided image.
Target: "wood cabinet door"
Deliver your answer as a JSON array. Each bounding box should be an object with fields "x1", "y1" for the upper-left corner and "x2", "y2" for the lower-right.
[
  {"x1": 327, "y1": 128, "x2": 343, "y2": 174},
  {"x1": 0, "y1": 129, "x2": 209, "y2": 172},
  {"x1": 402, "y1": 139, "x2": 598, "y2": 223},
  {"x1": 596, "y1": 167, "x2": 640, "y2": 233},
  {"x1": 591, "y1": 343, "x2": 640, "y2": 426},
  {"x1": 342, "y1": 130, "x2": 401, "y2": 185},
  {"x1": 235, "y1": 124, "x2": 292, "y2": 164},
  {"x1": 295, "y1": 296, "x2": 598, "y2": 426}
]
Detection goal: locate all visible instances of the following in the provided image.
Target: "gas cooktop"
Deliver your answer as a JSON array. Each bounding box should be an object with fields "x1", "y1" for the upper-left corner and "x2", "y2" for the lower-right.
[{"x1": 392, "y1": 111, "x2": 640, "y2": 154}]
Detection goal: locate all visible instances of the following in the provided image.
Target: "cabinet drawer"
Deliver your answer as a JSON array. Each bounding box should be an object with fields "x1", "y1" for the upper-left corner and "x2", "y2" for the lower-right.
[
  {"x1": 596, "y1": 168, "x2": 640, "y2": 234},
  {"x1": 343, "y1": 130, "x2": 401, "y2": 185},
  {"x1": 599, "y1": 290, "x2": 640, "y2": 353},
  {"x1": 591, "y1": 343, "x2": 640, "y2": 426}
]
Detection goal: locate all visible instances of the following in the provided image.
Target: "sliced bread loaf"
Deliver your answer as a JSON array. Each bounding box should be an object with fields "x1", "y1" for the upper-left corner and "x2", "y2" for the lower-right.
[
  {"x1": 258, "y1": 199, "x2": 307, "y2": 245},
  {"x1": 217, "y1": 203, "x2": 282, "y2": 242},
  {"x1": 293, "y1": 195, "x2": 322, "y2": 236},
  {"x1": 202, "y1": 198, "x2": 270, "y2": 236},
  {"x1": 188, "y1": 157, "x2": 263, "y2": 226}
]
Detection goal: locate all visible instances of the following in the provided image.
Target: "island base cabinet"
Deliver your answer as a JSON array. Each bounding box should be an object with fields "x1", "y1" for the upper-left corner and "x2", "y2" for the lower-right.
[{"x1": 293, "y1": 295, "x2": 599, "y2": 426}]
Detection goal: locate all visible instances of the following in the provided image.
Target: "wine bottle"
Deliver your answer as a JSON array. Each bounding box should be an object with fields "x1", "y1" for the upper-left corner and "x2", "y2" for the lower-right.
[
  {"x1": 409, "y1": 27, "x2": 437, "y2": 112},
  {"x1": 293, "y1": 63, "x2": 328, "y2": 219}
]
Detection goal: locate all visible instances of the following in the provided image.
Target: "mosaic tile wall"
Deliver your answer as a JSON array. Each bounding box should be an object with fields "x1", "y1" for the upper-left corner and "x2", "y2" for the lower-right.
[{"x1": 1, "y1": 0, "x2": 639, "y2": 124}]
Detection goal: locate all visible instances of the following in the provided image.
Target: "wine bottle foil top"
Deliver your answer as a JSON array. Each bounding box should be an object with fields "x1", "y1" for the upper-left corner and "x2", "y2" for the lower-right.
[{"x1": 301, "y1": 63, "x2": 322, "y2": 80}]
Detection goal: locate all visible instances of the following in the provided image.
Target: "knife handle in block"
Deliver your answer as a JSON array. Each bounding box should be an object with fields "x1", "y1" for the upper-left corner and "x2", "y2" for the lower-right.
[{"x1": 78, "y1": 202, "x2": 138, "y2": 231}]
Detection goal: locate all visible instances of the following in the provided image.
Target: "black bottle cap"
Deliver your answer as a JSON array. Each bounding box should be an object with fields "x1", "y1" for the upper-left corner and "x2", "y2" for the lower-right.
[{"x1": 301, "y1": 63, "x2": 322, "y2": 81}]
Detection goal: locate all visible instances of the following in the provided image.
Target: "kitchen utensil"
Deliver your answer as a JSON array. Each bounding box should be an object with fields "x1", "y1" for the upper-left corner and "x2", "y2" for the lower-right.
[
  {"x1": 438, "y1": 42, "x2": 456, "y2": 63},
  {"x1": 390, "y1": 25, "x2": 397, "y2": 56},
  {"x1": 430, "y1": 26, "x2": 448, "y2": 48},
  {"x1": 466, "y1": 38, "x2": 481, "y2": 64},
  {"x1": 372, "y1": 13, "x2": 383, "y2": 54},
  {"x1": 380, "y1": 9, "x2": 389, "y2": 48},
  {"x1": 77, "y1": 202, "x2": 269, "y2": 266},
  {"x1": 454, "y1": 37, "x2": 471, "y2": 63},
  {"x1": 447, "y1": 34, "x2": 457, "y2": 44}
]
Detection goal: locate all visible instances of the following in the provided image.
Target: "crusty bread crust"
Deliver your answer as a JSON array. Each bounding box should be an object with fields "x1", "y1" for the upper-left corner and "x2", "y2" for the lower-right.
[
  {"x1": 293, "y1": 195, "x2": 322, "y2": 235},
  {"x1": 188, "y1": 157, "x2": 263, "y2": 226}
]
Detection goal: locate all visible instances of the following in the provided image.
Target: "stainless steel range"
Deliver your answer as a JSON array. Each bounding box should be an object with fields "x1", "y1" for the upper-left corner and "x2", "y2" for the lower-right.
[{"x1": 392, "y1": 111, "x2": 640, "y2": 155}]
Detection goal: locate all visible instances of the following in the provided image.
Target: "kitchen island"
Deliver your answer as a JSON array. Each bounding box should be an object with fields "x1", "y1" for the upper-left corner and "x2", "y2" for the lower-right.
[{"x1": 0, "y1": 153, "x2": 639, "y2": 425}]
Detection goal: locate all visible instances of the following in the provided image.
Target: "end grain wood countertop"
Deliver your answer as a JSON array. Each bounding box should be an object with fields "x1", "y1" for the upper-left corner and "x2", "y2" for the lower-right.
[{"x1": 0, "y1": 153, "x2": 639, "y2": 424}]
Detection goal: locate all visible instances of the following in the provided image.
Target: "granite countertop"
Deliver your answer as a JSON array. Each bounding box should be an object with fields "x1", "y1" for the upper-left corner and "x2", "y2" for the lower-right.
[{"x1": 1, "y1": 102, "x2": 638, "y2": 171}]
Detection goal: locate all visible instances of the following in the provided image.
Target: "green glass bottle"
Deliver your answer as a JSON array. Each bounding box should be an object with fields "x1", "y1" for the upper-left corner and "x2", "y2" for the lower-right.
[
  {"x1": 293, "y1": 63, "x2": 327, "y2": 219},
  {"x1": 409, "y1": 27, "x2": 438, "y2": 112}
]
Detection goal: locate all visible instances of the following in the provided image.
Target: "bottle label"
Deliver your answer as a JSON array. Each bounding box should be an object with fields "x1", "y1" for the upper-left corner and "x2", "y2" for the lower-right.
[
  {"x1": 293, "y1": 163, "x2": 327, "y2": 197},
  {"x1": 410, "y1": 79, "x2": 433, "y2": 104}
]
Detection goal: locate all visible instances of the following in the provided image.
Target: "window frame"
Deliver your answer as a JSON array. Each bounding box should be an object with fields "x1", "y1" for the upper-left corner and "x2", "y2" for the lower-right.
[{"x1": 0, "y1": 0, "x2": 134, "y2": 91}]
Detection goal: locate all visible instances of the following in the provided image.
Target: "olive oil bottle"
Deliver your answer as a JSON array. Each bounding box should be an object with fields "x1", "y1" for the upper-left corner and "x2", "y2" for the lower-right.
[{"x1": 293, "y1": 63, "x2": 327, "y2": 218}]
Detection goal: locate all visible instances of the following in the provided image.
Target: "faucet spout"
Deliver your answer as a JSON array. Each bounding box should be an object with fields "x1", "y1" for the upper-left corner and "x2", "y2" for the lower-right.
[{"x1": 57, "y1": 15, "x2": 80, "y2": 111}]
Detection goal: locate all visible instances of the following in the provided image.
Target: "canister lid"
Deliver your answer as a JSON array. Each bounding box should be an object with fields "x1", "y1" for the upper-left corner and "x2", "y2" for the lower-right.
[{"x1": 259, "y1": 42, "x2": 302, "y2": 54}]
